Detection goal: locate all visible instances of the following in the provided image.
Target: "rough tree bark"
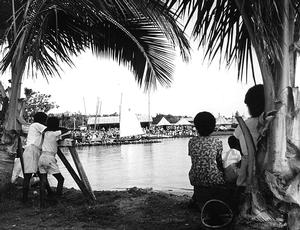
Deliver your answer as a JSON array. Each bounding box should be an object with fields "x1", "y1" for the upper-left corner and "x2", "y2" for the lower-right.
[{"x1": 0, "y1": 59, "x2": 25, "y2": 191}]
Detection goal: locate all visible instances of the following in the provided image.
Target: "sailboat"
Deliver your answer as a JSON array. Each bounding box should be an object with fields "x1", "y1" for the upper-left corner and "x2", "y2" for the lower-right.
[{"x1": 119, "y1": 93, "x2": 144, "y2": 138}]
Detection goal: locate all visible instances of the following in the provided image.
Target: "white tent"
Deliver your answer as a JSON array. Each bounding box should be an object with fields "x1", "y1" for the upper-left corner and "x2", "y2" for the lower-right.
[
  {"x1": 156, "y1": 117, "x2": 171, "y2": 126},
  {"x1": 175, "y1": 118, "x2": 192, "y2": 126}
]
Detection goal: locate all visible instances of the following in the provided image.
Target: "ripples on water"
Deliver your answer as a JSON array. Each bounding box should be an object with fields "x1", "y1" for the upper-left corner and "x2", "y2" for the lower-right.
[{"x1": 53, "y1": 136, "x2": 230, "y2": 194}]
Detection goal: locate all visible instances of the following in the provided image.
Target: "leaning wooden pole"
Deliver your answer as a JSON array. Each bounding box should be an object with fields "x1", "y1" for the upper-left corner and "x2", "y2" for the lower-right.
[
  {"x1": 57, "y1": 148, "x2": 95, "y2": 201},
  {"x1": 68, "y1": 145, "x2": 96, "y2": 200}
]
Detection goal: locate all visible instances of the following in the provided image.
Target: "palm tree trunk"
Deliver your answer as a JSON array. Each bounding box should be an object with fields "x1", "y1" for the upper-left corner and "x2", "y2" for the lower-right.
[
  {"x1": 0, "y1": 148, "x2": 15, "y2": 194},
  {"x1": 268, "y1": 0, "x2": 293, "y2": 176},
  {"x1": 0, "y1": 0, "x2": 25, "y2": 190},
  {"x1": 236, "y1": 1, "x2": 299, "y2": 226},
  {"x1": 0, "y1": 61, "x2": 25, "y2": 189},
  {"x1": 287, "y1": 4, "x2": 300, "y2": 148},
  {"x1": 5, "y1": 71, "x2": 23, "y2": 131},
  {"x1": 260, "y1": 2, "x2": 300, "y2": 228}
]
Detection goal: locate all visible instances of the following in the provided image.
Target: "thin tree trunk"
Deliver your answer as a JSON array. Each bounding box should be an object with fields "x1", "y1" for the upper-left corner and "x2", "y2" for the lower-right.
[
  {"x1": 5, "y1": 67, "x2": 24, "y2": 131},
  {"x1": 0, "y1": 60, "x2": 25, "y2": 188},
  {"x1": 269, "y1": 0, "x2": 291, "y2": 175}
]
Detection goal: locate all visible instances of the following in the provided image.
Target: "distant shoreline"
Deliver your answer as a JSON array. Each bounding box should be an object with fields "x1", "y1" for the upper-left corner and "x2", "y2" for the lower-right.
[
  {"x1": 71, "y1": 131, "x2": 233, "y2": 147},
  {"x1": 211, "y1": 130, "x2": 234, "y2": 136}
]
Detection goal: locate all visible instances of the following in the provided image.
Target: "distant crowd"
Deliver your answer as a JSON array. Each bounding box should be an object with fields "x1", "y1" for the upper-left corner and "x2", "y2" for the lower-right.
[{"x1": 71, "y1": 125, "x2": 197, "y2": 144}]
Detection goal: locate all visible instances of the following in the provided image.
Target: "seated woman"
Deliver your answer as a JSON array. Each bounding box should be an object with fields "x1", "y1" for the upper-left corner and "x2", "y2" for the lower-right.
[{"x1": 188, "y1": 111, "x2": 234, "y2": 208}]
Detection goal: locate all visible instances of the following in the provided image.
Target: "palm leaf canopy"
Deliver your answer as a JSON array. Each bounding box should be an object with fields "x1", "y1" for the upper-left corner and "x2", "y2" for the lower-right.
[
  {"x1": 164, "y1": 0, "x2": 300, "y2": 82},
  {"x1": 0, "y1": 0, "x2": 23, "y2": 45},
  {"x1": 0, "y1": 0, "x2": 190, "y2": 90}
]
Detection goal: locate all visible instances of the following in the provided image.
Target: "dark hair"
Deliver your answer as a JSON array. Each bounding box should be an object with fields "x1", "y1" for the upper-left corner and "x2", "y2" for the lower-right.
[
  {"x1": 46, "y1": 116, "x2": 60, "y2": 131},
  {"x1": 194, "y1": 111, "x2": 216, "y2": 136},
  {"x1": 228, "y1": 135, "x2": 240, "y2": 149},
  {"x1": 244, "y1": 84, "x2": 265, "y2": 117},
  {"x1": 33, "y1": 112, "x2": 47, "y2": 125}
]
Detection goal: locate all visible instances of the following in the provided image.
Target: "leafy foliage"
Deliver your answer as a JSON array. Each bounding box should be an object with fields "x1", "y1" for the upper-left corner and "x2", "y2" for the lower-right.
[
  {"x1": 23, "y1": 88, "x2": 58, "y2": 122},
  {"x1": 0, "y1": 0, "x2": 190, "y2": 90},
  {"x1": 0, "y1": 0, "x2": 24, "y2": 45},
  {"x1": 56, "y1": 112, "x2": 86, "y2": 129},
  {"x1": 163, "y1": 0, "x2": 300, "y2": 82}
]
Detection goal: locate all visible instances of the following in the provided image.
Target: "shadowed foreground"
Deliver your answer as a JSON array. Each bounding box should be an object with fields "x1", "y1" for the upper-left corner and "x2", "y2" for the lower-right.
[{"x1": 0, "y1": 186, "x2": 285, "y2": 229}]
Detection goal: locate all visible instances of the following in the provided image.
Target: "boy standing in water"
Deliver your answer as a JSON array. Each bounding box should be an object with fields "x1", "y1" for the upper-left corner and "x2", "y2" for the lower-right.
[{"x1": 39, "y1": 116, "x2": 69, "y2": 207}]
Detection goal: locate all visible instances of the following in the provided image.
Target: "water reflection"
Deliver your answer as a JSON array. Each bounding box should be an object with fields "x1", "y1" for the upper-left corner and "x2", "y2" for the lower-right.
[{"x1": 52, "y1": 136, "x2": 229, "y2": 193}]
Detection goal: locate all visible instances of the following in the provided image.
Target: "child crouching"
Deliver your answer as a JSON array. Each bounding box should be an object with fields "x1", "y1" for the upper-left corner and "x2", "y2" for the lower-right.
[{"x1": 222, "y1": 136, "x2": 242, "y2": 184}]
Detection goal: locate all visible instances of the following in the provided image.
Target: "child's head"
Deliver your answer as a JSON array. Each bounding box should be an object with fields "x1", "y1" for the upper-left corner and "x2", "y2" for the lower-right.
[
  {"x1": 228, "y1": 135, "x2": 240, "y2": 149},
  {"x1": 194, "y1": 111, "x2": 216, "y2": 136},
  {"x1": 33, "y1": 112, "x2": 47, "y2": 125},
  {"x1": 244, "y1": 84, "x2": 265, "y2": 117},
  {"x1": 46, "y1": 116, "x2": 60, "y2": 131}
]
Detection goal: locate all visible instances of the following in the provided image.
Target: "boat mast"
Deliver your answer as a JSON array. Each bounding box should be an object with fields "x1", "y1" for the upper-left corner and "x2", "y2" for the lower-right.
[
  {"x1": 94, "y1": 97, "x2": 100, "y2": 131},
  {"x1": 148, "y1": 90, "x2": 151, "y2": 129},
  {"x1": 83, "y1": 97, "x2": 87, "y2": 126},
  {"x1": 73, "y1": 117, "x2": 76, "y2": 130},
  {"x1": 98, "y1": 100, "x2": 102, "y2": 129},
  {"x1": 119, "y1": 93, "x2": 123, "y2": 126},
  {"x1": 98, "y1": 101, "x2": 102, "y2": 117}
]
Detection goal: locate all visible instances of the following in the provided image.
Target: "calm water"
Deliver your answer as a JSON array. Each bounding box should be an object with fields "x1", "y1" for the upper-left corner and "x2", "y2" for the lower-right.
[{"x1": 53, "y1": 136, "x2": 229, "y2": 194}]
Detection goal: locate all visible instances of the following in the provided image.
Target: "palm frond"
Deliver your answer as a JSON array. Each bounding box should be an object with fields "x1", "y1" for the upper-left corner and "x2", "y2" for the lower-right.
[
  {"x1": 0, "y1": 0, "x2": 24, "y2": 46},
  {"x1": 1, "y1": 0, "x2": 191, "y2": 90},
  {"x1": 91, "y1": 0, "x2": 190, "y2": 61},
  {"x1": 163, "y1": 0, "x2": 300, "y2": 82}
]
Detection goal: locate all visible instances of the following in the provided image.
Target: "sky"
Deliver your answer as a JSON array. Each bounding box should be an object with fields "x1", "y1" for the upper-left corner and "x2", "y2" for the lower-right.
[
  {"x1": 1, "y1": 44, "x2": 264, "y2": 118},
  {"x1": 1, "y1": 13, "x2": 300, "y2": 120}
]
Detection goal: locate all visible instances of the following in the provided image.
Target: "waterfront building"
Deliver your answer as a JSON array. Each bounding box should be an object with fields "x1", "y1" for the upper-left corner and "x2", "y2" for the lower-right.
[{"x1": 87, "y1": 114, "x2": 152, "y2": 130}]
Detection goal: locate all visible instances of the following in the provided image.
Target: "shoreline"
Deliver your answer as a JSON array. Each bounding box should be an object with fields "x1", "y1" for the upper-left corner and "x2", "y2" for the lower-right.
[
  {"x1": 0, "y1": 185, "x2": 201, "y2": 229},
  {"x1": 72, "y1": 131, "x2": 233, "y2": 147},
  {"x1": 101, "y1": 187, "x2": 194, "y2": 197},
  {"x1": 0, "y1": 185, "x2": 285, "y2": 229}
]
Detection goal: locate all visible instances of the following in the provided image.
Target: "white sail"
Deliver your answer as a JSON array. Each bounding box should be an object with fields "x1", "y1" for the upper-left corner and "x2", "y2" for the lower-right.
[{"x1": 119, "y1": 95, "x2": 144, "y2": 138}]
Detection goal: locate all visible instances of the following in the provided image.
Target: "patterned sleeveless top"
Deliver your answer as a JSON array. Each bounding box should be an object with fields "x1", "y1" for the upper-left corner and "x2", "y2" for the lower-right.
[{"x1": 188, "y1": 136, "x2": 225, "y2": 186}]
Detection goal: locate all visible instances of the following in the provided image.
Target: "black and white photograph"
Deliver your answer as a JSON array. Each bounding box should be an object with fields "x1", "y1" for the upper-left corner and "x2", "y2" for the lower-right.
[{"x1": 0, "y1": 1, "x2": 299, "y2": 229}]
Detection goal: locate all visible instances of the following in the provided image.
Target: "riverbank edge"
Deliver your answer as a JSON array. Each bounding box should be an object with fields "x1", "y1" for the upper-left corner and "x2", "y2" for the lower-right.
[
  {"x1": 0, "y1": 185, "x2": 201, "y2": 229},
  {"x1": 0, "y1": 184, "x2": 286, "y2": 229}
]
